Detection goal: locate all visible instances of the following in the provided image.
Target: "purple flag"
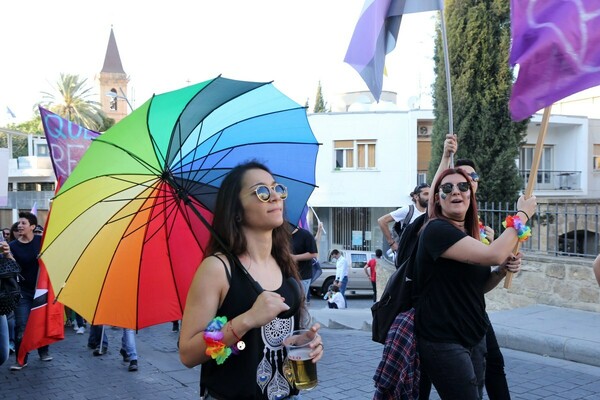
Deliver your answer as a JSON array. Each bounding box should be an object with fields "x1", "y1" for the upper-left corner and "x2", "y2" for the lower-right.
[
  {"x1": 39, "y1": 107, "x2": 100, "y2": 184},
  {"x1": 297, "y1": 205, "x2": 310, "y2": 230},
  {"x1": 344, "y1": 0, "x2": 442, "y2": 101},
  {"x1": 509, "y1": 0, "x2": 600, "y2": 121}
]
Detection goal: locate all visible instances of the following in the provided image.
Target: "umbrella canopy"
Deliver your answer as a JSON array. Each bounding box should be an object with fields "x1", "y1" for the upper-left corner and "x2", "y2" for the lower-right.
[{"x1": 41, "y1": 76, "x2": 319, "y2": 330}]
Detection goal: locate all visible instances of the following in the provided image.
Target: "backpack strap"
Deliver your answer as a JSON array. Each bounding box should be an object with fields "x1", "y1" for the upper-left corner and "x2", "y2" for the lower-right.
[{"x1": 403, "y1": 204, "x2": 415, "y2": 227}]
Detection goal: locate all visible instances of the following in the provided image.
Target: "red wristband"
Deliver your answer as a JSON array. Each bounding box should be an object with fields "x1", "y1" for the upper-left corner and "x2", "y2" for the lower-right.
[{"x1": 228, "y1": 320, "x2": 245, "y2": 351}]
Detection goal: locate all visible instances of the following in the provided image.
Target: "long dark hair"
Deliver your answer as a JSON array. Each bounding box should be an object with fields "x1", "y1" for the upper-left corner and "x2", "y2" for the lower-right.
[
  {"x1": 206, "y1": 161, "x2": 299, "y2": 281},
  {"x1": 9, "y1": 221, "x2": 19, "y2": 242},
  {"x1": 429, "y1": 168, "x2": 480, "y2": 240}
]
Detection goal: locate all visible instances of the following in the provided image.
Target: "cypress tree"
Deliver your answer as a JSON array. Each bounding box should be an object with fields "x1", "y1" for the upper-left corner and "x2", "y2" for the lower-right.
[
  {"x1": 313, "y1": 81, "x2": 327, "y2": 113},
  {"x1": 428, "y1": 0, "x2": 529, "y2": 203}
]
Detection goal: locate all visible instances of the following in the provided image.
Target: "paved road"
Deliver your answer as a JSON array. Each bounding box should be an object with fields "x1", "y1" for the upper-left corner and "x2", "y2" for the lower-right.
[{"x1": 1, "y1": 321, "x2": 600, "y2": 399}]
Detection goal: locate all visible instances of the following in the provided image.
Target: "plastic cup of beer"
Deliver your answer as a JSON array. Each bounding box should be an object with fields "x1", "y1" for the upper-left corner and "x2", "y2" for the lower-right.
[{"x1": 283, "y1": 329, "x2": 318, "y2": 390}]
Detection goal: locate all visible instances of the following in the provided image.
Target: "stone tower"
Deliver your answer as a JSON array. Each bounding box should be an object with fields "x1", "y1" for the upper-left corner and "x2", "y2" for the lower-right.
[{"x1": 96, "y1": 27, "x2": 129, "y2": 123}]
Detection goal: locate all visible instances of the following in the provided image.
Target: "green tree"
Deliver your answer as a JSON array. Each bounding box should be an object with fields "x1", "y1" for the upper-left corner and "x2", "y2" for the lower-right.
[
  {"x1": 313, "y1": 81, "x2": 327, "y2": 113},
  {"x1": 3, "y1": 118, "x2": 43, "y2": 157},
  {"x1": 39, "y1": 73, "x2": 107, "y2": 131},
  {"x1": 428, "y1": 0, "x2": 529, "y2": 203}
]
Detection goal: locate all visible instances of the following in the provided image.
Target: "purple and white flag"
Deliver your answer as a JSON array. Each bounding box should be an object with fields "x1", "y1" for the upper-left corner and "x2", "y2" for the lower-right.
[
  {"x1": 344, "y1": 0, "x2": 442, "y2": 102},
  {"x1": 509, "y1": 0, "x2": 600, "y2": 121},
  {"x1": 39, "y1": 107, "x2": 100, "y2": 184}
]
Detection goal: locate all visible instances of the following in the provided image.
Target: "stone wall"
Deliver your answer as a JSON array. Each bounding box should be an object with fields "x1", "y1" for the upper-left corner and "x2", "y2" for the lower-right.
[
  {"x1": 376, "y1": 253, "x2": 600, "y2": 313},
  {"x1": 486, "y1": 254, "x2": 600, "y2": 312}
]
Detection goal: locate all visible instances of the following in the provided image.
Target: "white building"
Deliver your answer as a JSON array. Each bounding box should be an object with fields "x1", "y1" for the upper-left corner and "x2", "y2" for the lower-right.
[{"x1": 306, "y1": 92, "x2": 600, "y2": 260}]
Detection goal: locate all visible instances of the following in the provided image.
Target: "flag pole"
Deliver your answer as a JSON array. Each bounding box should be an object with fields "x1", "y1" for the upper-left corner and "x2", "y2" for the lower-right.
[
  {"x1": 308, "y1": 204, "x2": 326, "y2": 235},
  {"x1": 439, "y1": 4, "x2": 454, "y2": 168},
  {"x1": 504, "y1": 106, "x2": 551, "y2": 288}
]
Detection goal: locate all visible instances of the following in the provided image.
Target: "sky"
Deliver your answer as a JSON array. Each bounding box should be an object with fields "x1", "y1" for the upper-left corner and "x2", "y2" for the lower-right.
[{"x1": 0, "y1": 0, "x2": 438, "y2": 126}]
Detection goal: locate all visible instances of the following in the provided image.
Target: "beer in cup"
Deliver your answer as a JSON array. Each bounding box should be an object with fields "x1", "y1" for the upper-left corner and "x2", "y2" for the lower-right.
[{"x1": 283, "y1": 329, "x2": 318, "y2": 390}]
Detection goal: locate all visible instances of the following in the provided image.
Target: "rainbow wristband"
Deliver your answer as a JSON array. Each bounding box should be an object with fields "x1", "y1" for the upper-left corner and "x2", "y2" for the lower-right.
[
  {"x1": 502, "y1": 215, "x2": 531, "y2": 242},
  {"x1": 478, "y1": 218, "x2": 490, "y2": 245},
  {"x1": 204, "y1": 316, "x2": 238, "y2": 365}
]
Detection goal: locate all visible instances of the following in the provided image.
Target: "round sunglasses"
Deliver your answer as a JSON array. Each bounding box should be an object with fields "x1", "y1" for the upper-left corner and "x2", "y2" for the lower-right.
[
  {"x1": 439, "y1": 182, "x2": 470, "y2": 194},
  {"x1": 253, "y1": 184, "x2": 288, "y2": 202}
]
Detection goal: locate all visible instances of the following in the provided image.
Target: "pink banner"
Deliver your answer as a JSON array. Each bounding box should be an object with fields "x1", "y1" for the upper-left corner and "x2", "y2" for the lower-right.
[{"x1": 39, "y1": 107, "x2": 100, "y2": 183}]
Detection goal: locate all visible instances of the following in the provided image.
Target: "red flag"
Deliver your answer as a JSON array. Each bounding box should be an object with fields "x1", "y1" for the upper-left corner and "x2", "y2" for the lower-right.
[{"x1": 17, "y1": 258, "x2": 65, "y2": 364}]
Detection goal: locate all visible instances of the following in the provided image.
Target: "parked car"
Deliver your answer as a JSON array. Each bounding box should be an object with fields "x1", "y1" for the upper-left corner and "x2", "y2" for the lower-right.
[{"x1": 310, "y1": 250, "x2": 376, "y2": 296}]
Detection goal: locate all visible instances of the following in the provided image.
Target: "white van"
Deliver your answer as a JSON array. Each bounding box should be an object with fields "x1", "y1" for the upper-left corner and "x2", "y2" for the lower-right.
[{"x1": 310, "y1": 250, "x2": 375, "y2": 296}]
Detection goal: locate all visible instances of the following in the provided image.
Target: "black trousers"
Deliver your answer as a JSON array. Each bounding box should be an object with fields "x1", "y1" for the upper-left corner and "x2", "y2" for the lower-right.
[{"x1": 419, "y1": 322, "x2": 510, "y2": 400}]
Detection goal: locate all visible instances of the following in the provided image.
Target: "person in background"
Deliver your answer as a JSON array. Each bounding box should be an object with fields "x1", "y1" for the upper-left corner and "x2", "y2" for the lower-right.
[
  {"x1": 8, "y1": 222, "x2": 19, "y2": 242},
  {"x1": 90, "y1": 326, "x2": 139, "y2": 372},
  {"x1": 3, "y1": 224, "x2": 18, "y2": 355},
  {"x1": 291, "y1": 225, "x2": 318, "y2": 303},
  {"x1": 326, "y1": 284, "x2": 346, "y2": 309},
  {"x1": 330, "y1": 249, "x2": 349, "y2": 296},
  {"x1": 179, "y1": 161, "x2": 323, "y2": 399},
  {"x1": 4, "y1": 212, "x2": 52, "y2": 370},
  {"x1": 2, "y1": 228, "x2": 10, "y2": 241},
  {"x1": 378, "y1": 183, "x2": 430, "y2": 254},
  {"x1": 364, "y1": 250, "x2": 382, "y2": 302}
]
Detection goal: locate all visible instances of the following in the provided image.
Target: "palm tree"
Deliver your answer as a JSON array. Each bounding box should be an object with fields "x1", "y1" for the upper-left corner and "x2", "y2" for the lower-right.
[{"x1": 40, "y1": 73, "x2": 106, "y2": 131}]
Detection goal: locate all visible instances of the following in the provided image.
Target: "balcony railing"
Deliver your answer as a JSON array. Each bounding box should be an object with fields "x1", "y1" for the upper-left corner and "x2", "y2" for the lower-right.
[{"x1": 518, "y1": 170, "x2": 581, "y2": 191}]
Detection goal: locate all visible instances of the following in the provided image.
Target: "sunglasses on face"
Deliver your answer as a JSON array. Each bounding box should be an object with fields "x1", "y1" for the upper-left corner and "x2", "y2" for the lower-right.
[
  {"x1": 468, "y1": 172, "x2": 480, "y2": 182},
  {"x1": 253, "y1": 184, "x2": 288, "y2": 202},
  {"x1": 439, "y1": 182, "x2": 470, "y2": 194}
]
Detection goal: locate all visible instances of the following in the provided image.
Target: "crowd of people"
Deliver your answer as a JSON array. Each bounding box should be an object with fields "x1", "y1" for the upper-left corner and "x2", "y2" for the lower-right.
[
  {"x1": 1, "y1": 149, "x2": 597, "y2": 400},
  {"x1": 0, "y1": 212, "x2": 139, "y2": 372}
]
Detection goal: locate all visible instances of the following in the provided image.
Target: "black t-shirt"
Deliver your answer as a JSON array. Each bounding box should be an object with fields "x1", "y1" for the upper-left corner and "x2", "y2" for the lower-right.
[
  {"x1": 9, "y1": 235, "x2": 42, "y2": 292},
  {"x1": 291, "y1": 228, "x2": 318, "y2": 280},
  {"x1": 200, "y1": 256, "x2": 301, "y2": 400},
  {"x1": 415, "y1": 219, "x2": 490, "y2": 348}
]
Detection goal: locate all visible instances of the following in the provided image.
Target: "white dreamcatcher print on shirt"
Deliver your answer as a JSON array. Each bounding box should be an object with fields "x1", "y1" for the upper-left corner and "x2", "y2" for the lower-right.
[{"x1": 257, "y1": 317, "x2": 294, "y2": 400}]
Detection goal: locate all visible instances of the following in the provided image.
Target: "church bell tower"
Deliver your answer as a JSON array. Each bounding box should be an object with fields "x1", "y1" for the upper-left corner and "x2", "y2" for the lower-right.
[{"x1": 96, "y1": 27, "x2": 129, "y2": 123}]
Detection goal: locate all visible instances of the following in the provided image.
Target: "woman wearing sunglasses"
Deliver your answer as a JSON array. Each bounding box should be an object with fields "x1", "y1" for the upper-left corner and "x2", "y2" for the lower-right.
[
  {"x1": 414, "y1": 168, "x2": 536, "y2": 399},
  {"x1": 180, "y1": 161, "x2": 323, "y2": 400}
]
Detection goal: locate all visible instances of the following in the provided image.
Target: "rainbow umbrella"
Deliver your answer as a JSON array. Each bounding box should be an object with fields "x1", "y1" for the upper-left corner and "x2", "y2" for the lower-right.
[{"x1": 40, "y1": 76, "x2": 319, "y2": 330}]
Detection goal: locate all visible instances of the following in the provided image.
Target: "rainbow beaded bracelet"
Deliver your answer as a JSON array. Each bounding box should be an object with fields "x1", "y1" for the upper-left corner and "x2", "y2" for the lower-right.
[
  {"x1": 204, "y1": 316, "x2": 243, "y2": 365},
  {"x1": 502, "y1": 215, "x2": 531, "y2": 242}
]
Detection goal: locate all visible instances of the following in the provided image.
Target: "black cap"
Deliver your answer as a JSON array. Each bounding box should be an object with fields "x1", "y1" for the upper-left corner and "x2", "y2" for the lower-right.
[{"x1": 411, "y1": 183, "x2": 430, "y2": 196}]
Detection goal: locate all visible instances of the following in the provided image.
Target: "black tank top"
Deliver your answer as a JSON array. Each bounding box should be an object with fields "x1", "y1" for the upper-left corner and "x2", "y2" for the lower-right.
[{"x1": 200, "y1": 255, "x2": 302, "y2": 400}]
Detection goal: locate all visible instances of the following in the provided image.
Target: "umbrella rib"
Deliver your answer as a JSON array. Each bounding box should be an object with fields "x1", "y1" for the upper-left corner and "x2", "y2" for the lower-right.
[
  {"x1": 165, "y1": 77, "x2": 272, "y2": 172},
  {"x1": 180, "y1": 145, "x2": 234, "y2": 193},
  {"x1": 92, "y1": 181, "x2": 180, "y2": 329},
  {"x1": 94, "y1": 138, "x2": 164, "y2": 175},
  {"x1": 173, "y1": 105, "x2": 308, "y2": 171},
  {"x1": 174, "y1": 141, "x2": 317, "y2": 190},
  {"x1": 107, "y1": 197, "x2": 175, "y2": 236},
  {"x1": 170, "y1": 92, "x2": 306, "y2": 189}
]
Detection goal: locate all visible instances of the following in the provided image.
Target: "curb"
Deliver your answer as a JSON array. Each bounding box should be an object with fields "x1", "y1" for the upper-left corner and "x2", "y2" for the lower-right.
[{"x1": 310, "y1": 305, "x2": 600, "y2": 368}]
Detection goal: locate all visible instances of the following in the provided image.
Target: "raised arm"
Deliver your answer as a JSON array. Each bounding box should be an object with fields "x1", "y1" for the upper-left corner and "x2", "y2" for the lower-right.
[
  {"x1": 442, "y1": 196, "x2": 537, "y2": 267},
  {"x1": 430, "y1": 134, "x2": 457, "y2": 191}
]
